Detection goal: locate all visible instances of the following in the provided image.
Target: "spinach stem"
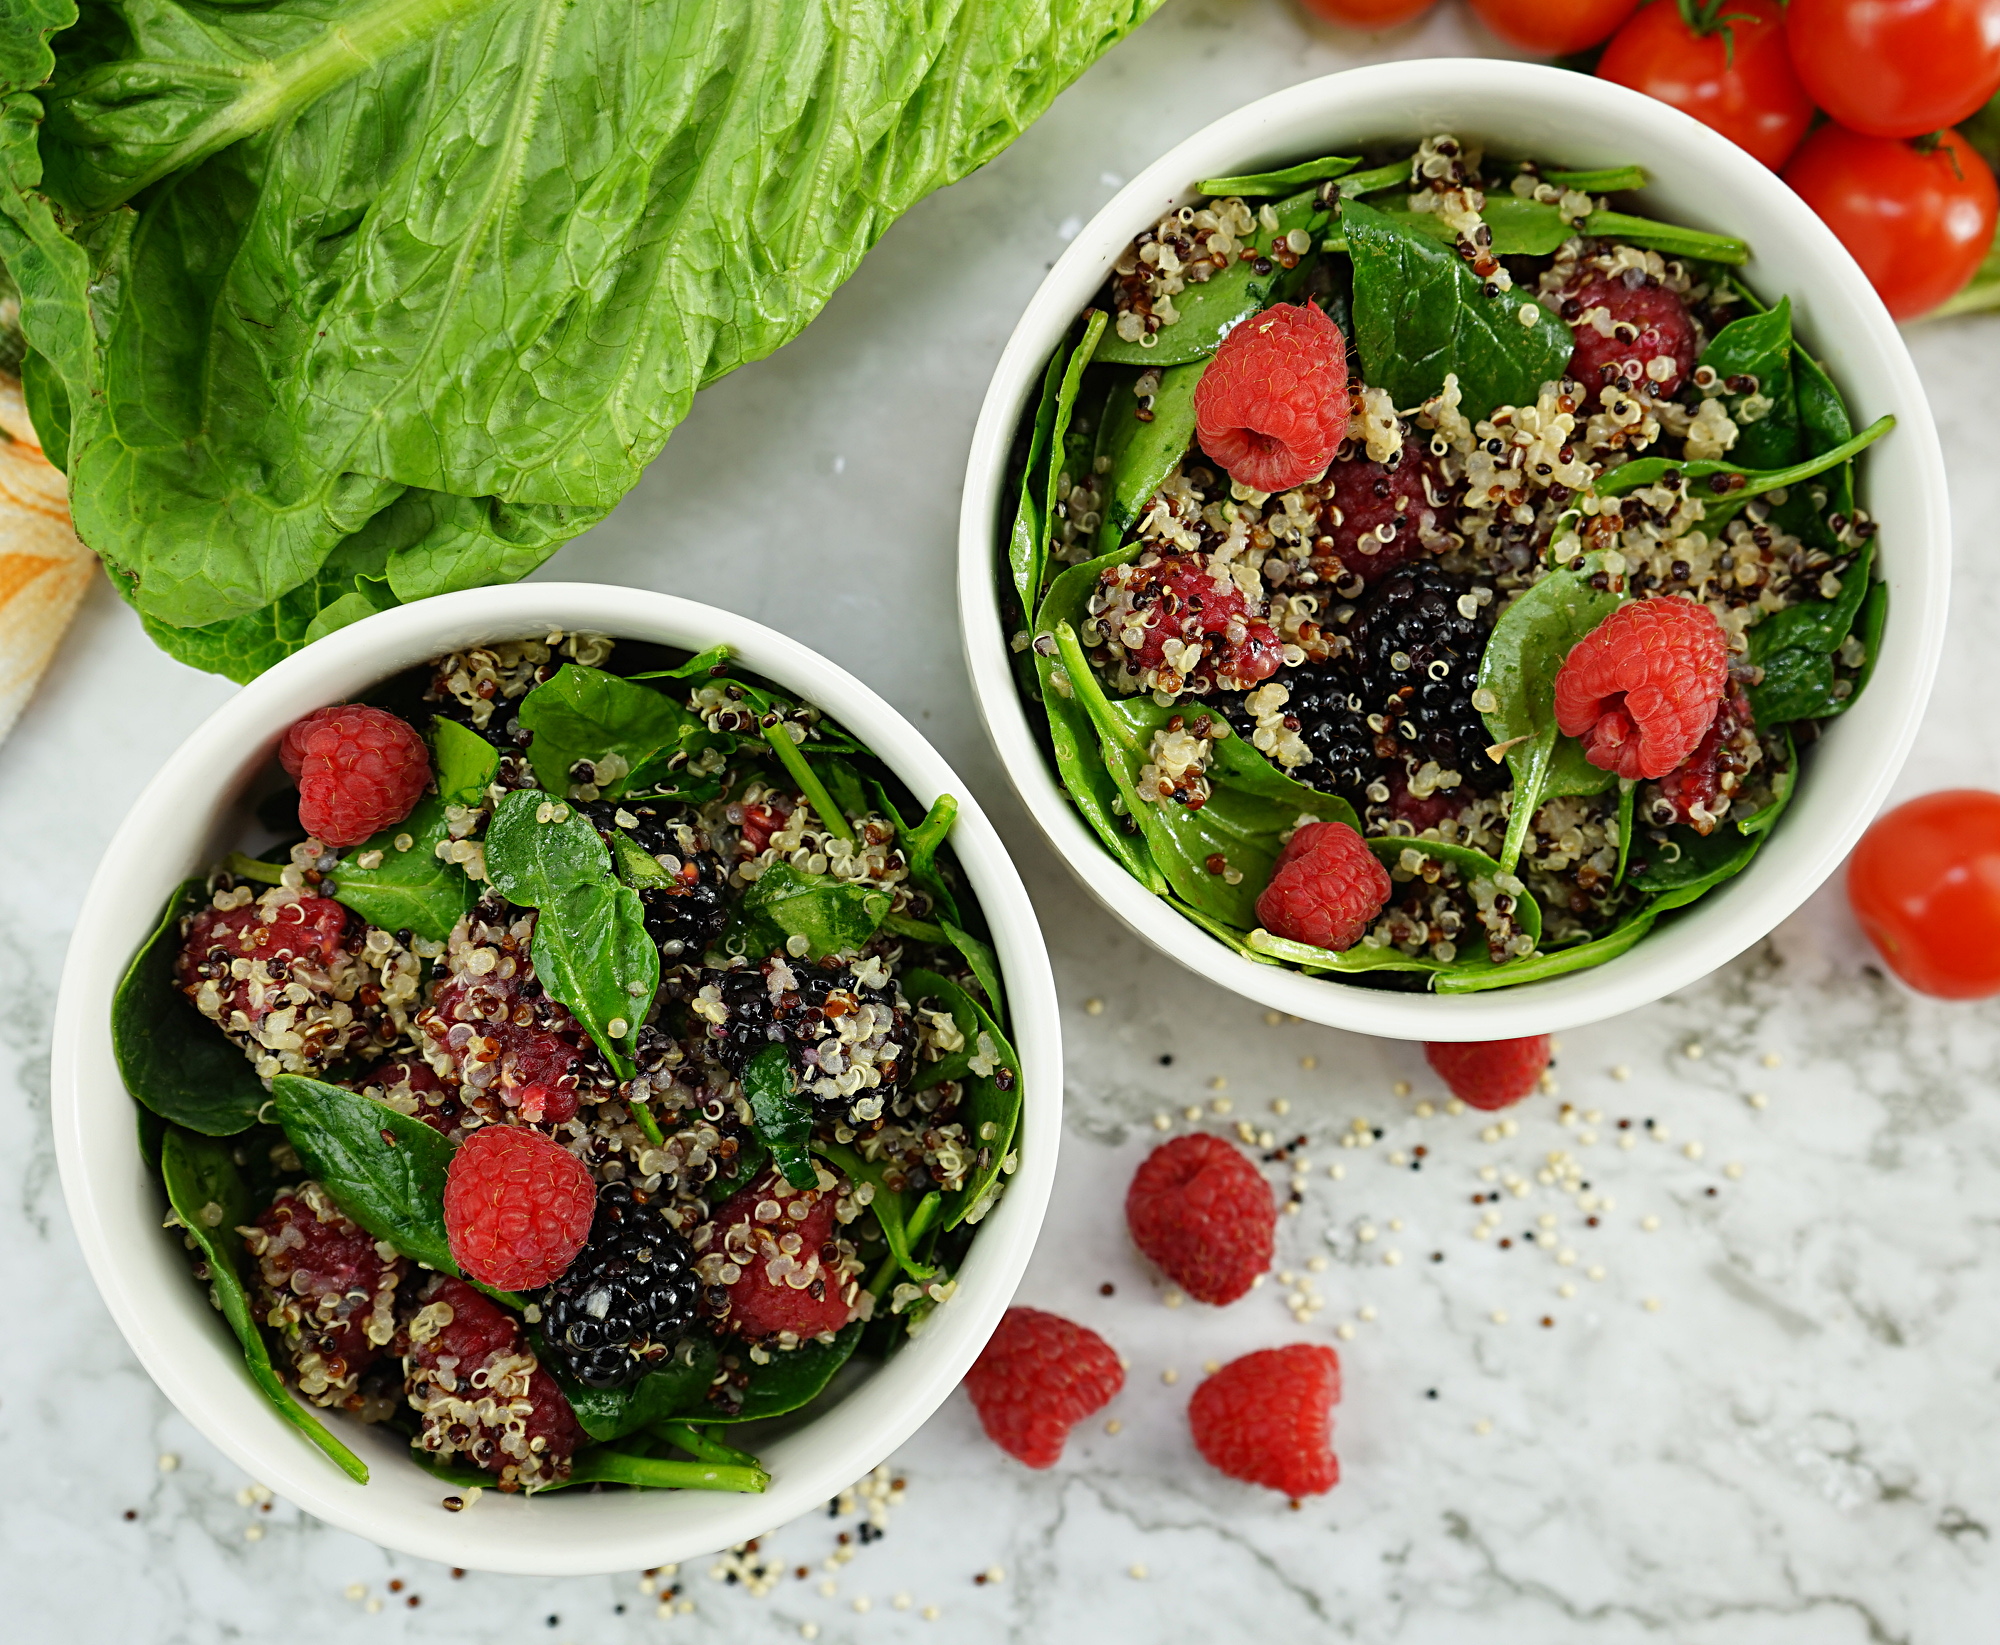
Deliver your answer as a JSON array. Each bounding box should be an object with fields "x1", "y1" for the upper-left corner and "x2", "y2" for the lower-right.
[
  {"x1": 1542, "y1": 164, "x2": 1648, "y2": 193},
  {"x1": 1600, "y1": 413, "x2": 1894, "y2": 501},
  {"x1": 568, "y1": 1447, "x2": 769, "y2": 1494},
  {"x1": 1336, "y1": 156, "x2": 1413, "y2": 197},
  {"x1": 882, "y1": 912, "x2": 948, "y2": 945},
  {"x1": 762, "y1": 723, "x2": 855, "y2": 843},
  {"x1": 656, "y1": 1422, "x2": 761, "y2": 1470},
  {"x1": 224, "y1": 851, "x2": 288, "y2": 885},
  {"x1": 628, "y1": 1092, "x2": 665, "y2": 1147}
]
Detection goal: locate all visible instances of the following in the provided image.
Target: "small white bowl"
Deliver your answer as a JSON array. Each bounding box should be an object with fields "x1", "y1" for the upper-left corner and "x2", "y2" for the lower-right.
[
  {"x1": 50, "y1": 583, "x2": 1059, "y2": 1575},
  {"x1": 958, "y1": 58, "x2": 1948, "y2": 1040}
]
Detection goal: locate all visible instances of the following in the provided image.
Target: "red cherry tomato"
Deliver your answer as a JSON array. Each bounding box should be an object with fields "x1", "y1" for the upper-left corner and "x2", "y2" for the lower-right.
[
  {"x1": 1296, "y1": 0, "x2": 1438, "y2": 24},
  {"x1": 1783, "y1": 124, "x2": 1998, "y2": 318},
  {"x1": 1787, "y1": 0, "x2": 2000, "y2": 139},
  {"x1": 1597, "y1": 0, "x2": 1814, "y2": 170},
  {"x1": 1848, "y1": 791, "x2": 2000, "y2": 998},
  {"x1": 1468, "y1": 0, "x2": 1641, "y2": 55}
]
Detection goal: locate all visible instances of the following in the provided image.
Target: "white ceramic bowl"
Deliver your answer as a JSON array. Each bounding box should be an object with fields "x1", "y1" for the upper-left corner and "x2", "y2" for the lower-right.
[
  {"x1": 959, "y1": 58, "x2": 1948, "y2": 1040},
  {"x1": 50, "y1": 583, "x2": 1059, "y2": 1575}
]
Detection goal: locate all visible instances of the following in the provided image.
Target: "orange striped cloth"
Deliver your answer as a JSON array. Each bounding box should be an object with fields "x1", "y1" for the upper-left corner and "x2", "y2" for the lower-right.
[{"x1": 0, "y1": 377, "x2": 94, "y2": 745}]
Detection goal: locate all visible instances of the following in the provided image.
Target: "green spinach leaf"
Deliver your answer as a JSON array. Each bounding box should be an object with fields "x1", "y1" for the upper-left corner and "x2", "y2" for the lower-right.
[
  {"x1": 114, "y1": 880, "x2": 265, "y2": 1136},
  {"x1": 1596, "y1": 414, "x2": 1892, "y2": 522},
  {"x1": 329, "y1": 794, "x2": 472, "y2": 944},
  {"x1": 160, "y1": 1126, "x2": 368, "y2": 1483},
  {"x1": 1370, "y1": 198, "x2": 1746, "y2": 264},
  {"x1": 556, "y1": 1336, "x2": 720, "y2": 1443},
  {"x1": 1089, "y1": 359, "x2": 1203, "y2": 559},
  {"x1": 743, "y1": 1042, "x2": 817, "y2": 1190},
  {"x1": 1698, "y1": 299, "x2": 1800, "y2": 471},
  {"x1": 1434, "y1": 910, "x2": 1658, "y2": 993},
  {"x1": 902, "y1": 966, "x2": 1023, "y2": 1229},
  {"x1": 519, "y1": 665, "x2": 709, "y2": 800},
  {"x1": 1025, "y1": 309, "x2": 1108, "y2": 608},
  {"x1": 430, "y1": 717, "x2": 501, "y2": 805},
  {"x1": 703, "y1": 1320, "x2": 866, "y2": 1424},
  {"x1": 1197, "y1": 154, "x2": 1359, "y2": 195},
  {"x1": 813, "y1": 1140, "x2": 937, "y2": 1281},
  {"x1": 1344, "y1": 198, "x2": 1574, "y2": 420},
  {"x1": 736, "y1": 864, "x2": 891, "y2": 963},
  {"x1": 483, "y1": 790, "x2": 657, "y2": 1078},
  {"x1": 1627, "y1": 824, "x2": 1762, "y2": 902},
  {"x1": 1007, "y1": 343, "x2": 1069, "y2": 622},
  {"x1": 563, "y1": 1445, "x2": 767, "y2": 1494}
]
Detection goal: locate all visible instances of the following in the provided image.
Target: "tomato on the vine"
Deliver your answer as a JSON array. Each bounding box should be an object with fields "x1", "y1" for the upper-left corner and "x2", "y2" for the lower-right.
[
  {"x1": 1296, "y1": 0, "x2": 1438, "y2": 25},
  {"x1": 1467, "y1": 0, "x2": 1640, "y2": 56},
  {"x1": 1783, "y1": 125, "x2": 1998, "y2": 318},
  {"x1": 1848, "y1": 791, "x2": 2000, "y2": 999},
  {"x1": 1787, "y1": 0, "x2": 2000, "y2": 139},
  {"x1": 1597, "y1": 0, "x2": 1813, "y2": 170}
]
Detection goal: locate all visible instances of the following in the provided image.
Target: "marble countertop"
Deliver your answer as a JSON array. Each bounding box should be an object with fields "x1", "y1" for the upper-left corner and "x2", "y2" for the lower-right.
[{"x1": 7, "y1": 3, "x2": 2000, "y2": 1640}]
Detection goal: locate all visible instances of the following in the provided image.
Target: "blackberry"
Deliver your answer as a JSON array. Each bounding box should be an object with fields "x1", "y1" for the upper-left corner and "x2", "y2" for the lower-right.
[
  {"x1": 706, "y1": 959, "x2": 908, "y2": 1123},
  {"x1": 585, "y1": 801, "x2": 731, "y2": 959},
  {"x1": 1228, "y1": 658, "x2": 1381, "y2": 802},
  {"x1": 1348, "y1": 566, "x2": 1502, "y2": 790},
  {"x1": 538, "y1": 1183, "x2": 702, "y2": 1389}
]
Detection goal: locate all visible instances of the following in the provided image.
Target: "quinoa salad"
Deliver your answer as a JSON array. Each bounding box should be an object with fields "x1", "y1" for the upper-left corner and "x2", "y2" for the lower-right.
[
  {"x1": 1002, "y1": 136, "x2": 1893, "y2": 991},
  {"x1": 115, "y1": 632, "x2": 1018, "y2": 1495}
]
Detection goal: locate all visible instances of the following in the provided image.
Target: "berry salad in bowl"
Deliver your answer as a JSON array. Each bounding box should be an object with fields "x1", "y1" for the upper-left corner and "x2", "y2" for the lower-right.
[
  {"x1": 962, "y1": 62, "x2": 1946, "y2": 1035},
  {"x1": 54, "y1": 586, "x2": 1055, "y2": 1572}
]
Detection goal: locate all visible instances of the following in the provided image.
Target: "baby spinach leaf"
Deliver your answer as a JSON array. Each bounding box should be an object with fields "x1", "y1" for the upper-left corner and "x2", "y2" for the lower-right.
[
  {"x1": 557, "y1": 1336, "x2": 720, "y2": 1443},
  {"x1": 813, "y1": 1140, "x2": 936, "y2": 1282},
  {"x1": 1734, "y1": 729, "x2": 1797, "y2": 837},
  {"x1": 483, "y1": 790, "x2": 657, "y2": 1078},
  {"x1": 738, "y1": 864, "x2": 891, "y2": 963},
  {"x1": 430, "y1": 717, "x2": 501, "y2": 806},
  {"x1": 1433, "y1": 910, "x2": 1658, "y2": 993},
  {"x1": 1370, "y1": 198, "x2": 1746, "y2": 263},
  {"x1": 1596, "y1": 414, "x2": 1892, "y2": 521},
  {"x1": 1540, "y1": 164, "x2": 1648, "y2": 192},
  {"x1": 1166, "y1": 892, "x2": 1283, "y2": 965},
  {"x1": 1476, "y1": 565, "x2": 1624, "y2": 872},
  {"x1": 1628, "y1": 825, "x2": 1762, "y2": 903},
  {"x1": 1090, "y1": 360, "x2": 1203, "y2": 558},
  {"x1": 330, "y1": 795, "x2": 472, "y2": 944},
  {"x1": 654, "y1": 1421, "x2": 762, "y2": 1470},
  {"x1": 1097, "y1": 186, "x2": 1330, "y2": 367},
  {"x1": 114, "y1": 880, "x2": 265, "y2": 1137},
  {"x1": 702, "y1": 1321, "x2": 866, "y2": 1424},
  {"x1": 1344, "y1": 198, "x2": 1573, "y2": 421},
  {"x1": 1614, "y1": 777, "x2": 1638, "y2": 886},
  {"x1": 269, "y1": 1073, "x2": 458, "y2": 1276},
  {"x1": 1246, "y1": 927, "x2": 1458, "y2": 977},
  {"x1": 1197, "y1": 154, "x2": 1359, "y2": 195},
  {"x1": 1025, "y1": 309, "x2": 1108, "y2": 609},
  {"x1": 901, "y1": 967, "x2": 1022, "y2": 1230},
  {"x1": 1748, "y1": 542, "x2": 1880, "y2": 723},
  {"x1": 519, "y1": 665, "x2": 707, "y2": 800},
  {"x1": 743, "y1": 1042, "x2": 817, "y2": 1190},
  {"x1": 1749, "y1": 541, "x2": 1875, "y2": 660},
  {"x1": 608, "y1": 829, "x2": 678, "y2": 892},
  {"x1": 563, "y1": 1446, "x2": 767, "y2": 1494},
  {"x1": 1698, "y1": 299, "x2": 1800, "y2": 471},
  {"x1": 1007, "y1": 343, "x2": 1069, "y2": 621},
  {"x1": 1366, "y1": 836, "x2": 1544, "y2": 947},
  {"x1": 160, "y1": 1126, "x2": 368, "y2": 1484},
  {"x1": 1853, "y1": 577, "x2": 1889, "y2": 699},
  {"x1": 1583, "y1": 210, "x2": 1747, "y2": 264},
  {"x1": 938, "y1": 917, "x2": 1006, "y2": 1018},
  {"x1": 1747, "y1": 646, "x2": 1847, "y2": 723},
  {"x1": 626, "y1": 643, "x2": 732, "y2": 683}
]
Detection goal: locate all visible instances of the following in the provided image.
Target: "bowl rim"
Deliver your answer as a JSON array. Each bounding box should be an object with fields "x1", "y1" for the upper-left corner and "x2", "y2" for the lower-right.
[
  {"x1": 49, "y1": 582, "x2": 1060, "y2": 1575},
  {"x1": 956, "y1": 56, "x2": 1949, "y2": 1039}
]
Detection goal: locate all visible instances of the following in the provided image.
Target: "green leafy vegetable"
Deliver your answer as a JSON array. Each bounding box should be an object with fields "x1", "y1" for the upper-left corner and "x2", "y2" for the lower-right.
[
  {"x1": 743, "y1": 1042, "x2": 818, "y2": 1191},
  {"x1": 901, "y1": 966, "x2": 1023, "y2": 1229},
  {"x1": 1539, "y1": 164, "x2": 1648, "y2": 192},
  {"x1": 1433, "y1": 911, "x2": 1658, "y2": 993},
  {"x1": 736, "y1": 864, "x2": 891, "y2": 963},
  {"x1": 482, "y1": 790, "x2": 657, "y2": 1078},
  {"x1": 1090, "y1": 360, "x2": 1202, "y2": 558},
  {"x1": 1697, "y1": 299, "x2": 1800, "y2": 471},
  {"x1": 1022, "y1": 309, "x2": 1107, "y2": 608},
  {"x1": 813, "y1": 1140, "x2": 936, "y2": 1281},
  {"x1": 160, "y1": 1126, "x2": 368, "y2": 1483},
  {"x1": 564, "y1": 1446, "x2": 767, "y2": 1494},
  {"x1": 114, "y1": 880, "x2": 265, "y2": 1136},
  {"x1": 557, "y1": 1336, "x2": 720, "y2": 1443},
  {"x1": 702, "y1": 1321, "x2": 865, "y2": 1424},
  {"x1": 1006, "y1": 345, "x2": 1069, "y2": 622},
  {"x1": 1343, "y1": 198, "x2": 1574, "y2": 420},
  {"x1": 1628, "y1": 823, "x2": 1762, "y2": 898},
  {"x1": 330, "y1": 794, "x2": 475, "y2": 944},
  {"x1": 1748, "y1": 542, "x2": 1878, "y2": 723},
  {"x1": 1371, "y1": 198, "x2": 1747, "y2": 264},
  {"x1": 518, "y1": 666, "x2": 709, "y2": 800},
  {"x1": 1, "y1": 0, "x2": 1165, "y2": 675},
  {"x1": 1596, "y1": 414, "x2": 1893, "y2": 518},
  {"x1": 1196, "y1": 154, "x2": 1359, "y2": 195}
]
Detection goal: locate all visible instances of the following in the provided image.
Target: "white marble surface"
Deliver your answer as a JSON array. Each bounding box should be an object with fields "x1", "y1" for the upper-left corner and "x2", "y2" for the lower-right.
[{"x1": 7, "y1": 2, "x2": 2000, "y2": 1639}]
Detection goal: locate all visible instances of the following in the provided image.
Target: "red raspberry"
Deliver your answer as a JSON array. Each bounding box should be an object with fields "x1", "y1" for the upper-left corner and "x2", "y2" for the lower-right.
[
  {"x1": 1554, "y1": 598, "x2": 1729, "y2": 780},
  {"x1": 1424, "y1": 1035, "x2": 1551, "y2": 1110},
  {"x1": 282, "y1": 704, "x2": 430, "y2": 849},
  {"x1": 1094, "y1": 551, "x2": 1285, "y2": 694},
  {"x1": 962, "y1": 1307, "x2": 1123, "y2": 1468},
  {"x1": 707, "y1": 1169, "x2": 861, "y2": 1343},
  {"x1": 406, "y1": 1276, "x2": 583, "y2": 1490},
  {"x1": 1195, "y1": 301, "x2": 1351, "y2": 492},
  {"x1": 1125, "y1": 1133, "x2": 1275, "y2": 1305},
  {"x1": 1254, "y1": 820, "x2": 1392, "y2": 954},
  {"x1": 350, "y1": 1054, "x2": 454, "y2": 1134},
  {"x1": 176, "y1": 894, "x2": 355, "y2": 1035},
  {"x1": 441, "y1": 1126, "x2": 596, "y2": 1291},
  {"x1": 1650, "y1": 682, "x2": 1758, "y2": 835},
  {"x1": 245, "y1": 1182, "x2": 408, "y2": 1407},
  {"x1": 1316, "y1": 440, "x2": 1458, "y2": 585},
  {"x1": 1561, "y1": 274, "x2": 1696, "y2": 402},
  {"x1": 1189, "y1": 1344, "x2": 1341, "y2": 1498}
]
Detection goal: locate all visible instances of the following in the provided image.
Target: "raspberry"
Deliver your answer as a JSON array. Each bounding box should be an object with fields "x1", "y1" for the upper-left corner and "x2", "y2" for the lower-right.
[
  {"x1": 1554, "y1": 598, "x2": 1729, "y2": 780},
  {"x1": 1254, "y1": 820, "x2": 1392, "y2": 954},
  {"x1": 244, "y1": 1182, "x2": 408, "y2": 1408},
  {"x1": 1094, "y1": 551, "x2": 1285, "y2": 696},
  {"x1": 1188, "y1": 1344, "x2": 1341, "y2": 1498},
  {"x1": 1650, "y1": 682, "x2": 1758, "y2": 835},
  {"x1": 441, "y1": 1125, "x2": 596, "y2": 1291},
  {"x1": 707, "y1": 1169, "x2": 861, "y2": 1345},
  {"x1": 962, "y1": 1307, "x2": 1123, "y2": 1467},
  {"x1": 539, "y1": 1182, "x2": 702, "y2": 1388},
  {"x1": 1125, "y1": 1133, "x2": 1275, "y2": 1305},
  {"x1": 282, "y1": 704, "x2": 430, "y2": 849},
  {"x1": 1316, "y1": 440, "x2": 1458, "y2": 584},
  {"x1": 406, "y1": 1276, "x2": 583, "y2": 1490},
  {"x1": 1195, "y1": 301, "x2": 1351, "y2": 492},
  {"x1": 1561, "y1": 274, "x2": 1696, "y2": 402},
  {"x1": 1424, "y1": 1036, "x2": 1551, "y2": 1110}
]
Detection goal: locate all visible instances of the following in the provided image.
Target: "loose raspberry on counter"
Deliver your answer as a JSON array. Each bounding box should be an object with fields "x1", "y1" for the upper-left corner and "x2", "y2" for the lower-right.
[
  {"x1": 1189, "y1": 1344, "x2": 1341, "y2": 1498},
  {"x1": 243, "y1": 1182, "x2": 408, "y2": 1409},
  {"x1": 1424, "y1": 1036, "x2": 1551, "y2": 1111},
  {"x1": 442, "y1": 1125, "x2": 596, "y2": 1291},
  {"x1": 405, "y1": 1276, "x2": 583, "y2": 1490},
  {"x1": 702, "y1": 1169, "x2": 862, "y2": 1346},
  {"x1": 1092, "y1": 551, "x2": 1285, "y2": 696},
  {"x1": 1649, "y1": 682, "x2": 1758, "y2": 835},
  {"x1": 1254, "y1": 820, "x2": 1392, "y2": 954},
  {"x1": 1559, "y1": 273, "x2": 1697, "y2": 402},
  {"x1": 1316, "y1": 440, "x2": 1459, "y2": 586},
  {"x1": 1554, "y1": 598, "x2": 1728, "y2": 780},
  {"x1": 281, "y1": 704, "x2": 431, "y2": 849},
  {"x1": 962, "y1": 1307, "x2": 1123, "y2": 1468},
  {"x1": 1125, "y1": 1133, "x2": 1275, "y2": 1305},
  {"x1": 1195, "y1": 301, "x2": 1351, "y2": 493}
]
